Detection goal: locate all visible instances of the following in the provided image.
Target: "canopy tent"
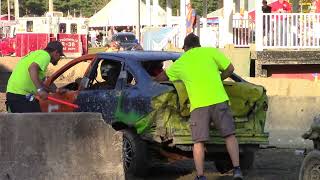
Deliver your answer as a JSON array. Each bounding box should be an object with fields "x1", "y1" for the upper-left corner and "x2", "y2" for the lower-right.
[{"x1": 89, "y1": 0, "x2": 167, "y2": 27}]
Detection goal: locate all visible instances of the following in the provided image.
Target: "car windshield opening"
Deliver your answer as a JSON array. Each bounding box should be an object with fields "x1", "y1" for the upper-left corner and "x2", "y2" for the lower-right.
[{"x1": 141, "y1": 60, "x2": 173, "y2": 78}]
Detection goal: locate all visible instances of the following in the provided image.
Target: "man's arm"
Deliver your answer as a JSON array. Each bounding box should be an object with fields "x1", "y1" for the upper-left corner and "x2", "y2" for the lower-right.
[
  {"x1": 29, "y1": 62, "x2": 48, "y2": 99},
  {"x1": 29, "y1": 63, "x2": 44, "y2": 89},
  {"x1": 220, "y1": 64, "x2": 234, "y2": 80},
  {"x1": 154, "y1": 71, "x2": 169, "y2": 82}
]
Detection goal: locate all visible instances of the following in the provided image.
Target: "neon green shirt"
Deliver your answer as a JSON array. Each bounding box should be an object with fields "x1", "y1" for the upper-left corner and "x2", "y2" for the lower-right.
[
  {"x1": 166, "y1": 47, "x2": 231, "y2": 112},
  {"x1": 6, "y1": 50, "x2": 51, "y2": 95}
]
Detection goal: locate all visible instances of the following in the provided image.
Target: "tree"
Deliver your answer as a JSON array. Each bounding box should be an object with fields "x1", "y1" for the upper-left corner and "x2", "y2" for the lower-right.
[
  {"x1": 2, "y1": 0, "x2": 219, "y2": 18},
  {"x1": 158, "y1": 0, "x2": 218, "y2": 16}
]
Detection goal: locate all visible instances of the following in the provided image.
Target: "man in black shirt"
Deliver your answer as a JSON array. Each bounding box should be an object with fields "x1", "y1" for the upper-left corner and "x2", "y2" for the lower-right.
[{"x1": 262, "y1": 0, "x2": 272, "y2": 37}]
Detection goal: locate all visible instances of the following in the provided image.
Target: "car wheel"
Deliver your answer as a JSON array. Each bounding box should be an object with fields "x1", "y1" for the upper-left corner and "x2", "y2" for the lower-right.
[
  {"x1": 122, "y1": 129, "x2": 149, "y2": 177},
  {"x1": 299, "y1": 150, "x2": 320, "y2": 180}
]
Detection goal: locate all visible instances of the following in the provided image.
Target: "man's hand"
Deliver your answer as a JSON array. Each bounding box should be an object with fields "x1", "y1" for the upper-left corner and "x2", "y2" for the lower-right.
[{"x1": 37, "y1": 90, "x2": 48, "y2": 100}]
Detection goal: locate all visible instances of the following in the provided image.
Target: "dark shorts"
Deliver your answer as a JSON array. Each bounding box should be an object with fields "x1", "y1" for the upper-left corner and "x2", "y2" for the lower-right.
[
  {"x1": 6, "y1": 92, "x2": 41, "y2": 113},
  {"x1": 190, "y1": 102, "x2": 235, "y2": 143}
]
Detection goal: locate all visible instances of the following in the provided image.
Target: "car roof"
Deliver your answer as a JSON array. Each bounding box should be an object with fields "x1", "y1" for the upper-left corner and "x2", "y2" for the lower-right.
[
  {"x1": 112, "y1": 32, "x2": 135, "y2": 36},
  {"x1": 96, "y1": 51, "x2": 181, "y2": 62}
]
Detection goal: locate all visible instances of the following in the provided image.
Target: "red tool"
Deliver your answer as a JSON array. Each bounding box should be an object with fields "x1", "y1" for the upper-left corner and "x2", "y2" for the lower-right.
[{"x1": 47, "y1": 96, "x2": 79, "y2": 109}]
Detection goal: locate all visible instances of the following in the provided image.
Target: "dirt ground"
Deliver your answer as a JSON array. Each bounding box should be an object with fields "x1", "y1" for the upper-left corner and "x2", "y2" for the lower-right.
[{"x1": 128, "y1": 148, "x2": 304, "y2": 180}]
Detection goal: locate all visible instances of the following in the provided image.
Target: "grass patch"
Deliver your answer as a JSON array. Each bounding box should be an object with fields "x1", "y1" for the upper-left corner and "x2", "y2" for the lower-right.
[{"x1": 88, "y1": 47, "x2": 105, "y2": 54}]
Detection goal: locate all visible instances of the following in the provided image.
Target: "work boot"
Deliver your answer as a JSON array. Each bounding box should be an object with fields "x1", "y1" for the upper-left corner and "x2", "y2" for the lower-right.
[
  {"x1": 194, "y1": 175, "x2": 207, "y2": 180},
  {"x1": 233, "y1": 166, "x2": 244, "y2": 180}
]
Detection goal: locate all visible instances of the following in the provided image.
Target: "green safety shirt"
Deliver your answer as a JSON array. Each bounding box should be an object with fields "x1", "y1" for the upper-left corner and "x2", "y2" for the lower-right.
[
  {"x1": 6, "y1": 50, "x2": 51, "y2": 95},
  {"x1": 165, "y1": 47, "x2": 231, "y2": 112}
]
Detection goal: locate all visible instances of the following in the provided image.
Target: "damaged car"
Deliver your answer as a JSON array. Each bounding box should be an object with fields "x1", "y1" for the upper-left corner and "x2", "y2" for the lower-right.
[{"x1": 39, "y1": 51, "x2": 269, "y2": 176}]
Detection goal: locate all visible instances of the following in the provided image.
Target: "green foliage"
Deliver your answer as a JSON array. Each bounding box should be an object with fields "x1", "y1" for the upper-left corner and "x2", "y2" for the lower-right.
[{"x1": 1, "y1": 0, "x2": 218, "y2": 18}]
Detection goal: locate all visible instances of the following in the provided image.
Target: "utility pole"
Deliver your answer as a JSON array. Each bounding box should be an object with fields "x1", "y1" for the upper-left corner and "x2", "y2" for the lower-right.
[
  {"x1": 7, "y1": 0, "x2": 10, "y2": 21},
  {"x1": 136, "y1": 0, "x2": 141, "y2": 42},
  {"x1": 203, "y1": 0, "x2": 207, "y2": 18},
  {"x1": 49, "y1": 0, "x2": 53, "y2": 13},
  {"x1": 14, "y1": 0, "x2": 19, "y2": 18}
]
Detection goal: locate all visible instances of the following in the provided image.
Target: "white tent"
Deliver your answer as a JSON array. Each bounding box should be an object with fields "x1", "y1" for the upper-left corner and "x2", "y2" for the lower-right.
[{"x1": 89, "y1": 0, "x2": 167, "y2": 27}]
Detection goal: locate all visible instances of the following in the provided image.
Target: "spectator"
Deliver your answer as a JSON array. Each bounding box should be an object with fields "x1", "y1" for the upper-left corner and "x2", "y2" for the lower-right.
[
  {"x1": 271, "y1": 0, "x2": 292, "y2": 13},
  {"x1": 89, "y1": 28, "x2": 97, "y2": 47},
  {"x1": 316, "y1": 0, "x2": 320, "y2": 13},
  {"x1": 262, "y1": 0, "x2": 272, "y2": 39},
  {"x1": 271, "y1": 0, "x2": 292, "y2": 46},
  {"x1": 186, "y1": 0, "x2": 196, "y2": 34}
]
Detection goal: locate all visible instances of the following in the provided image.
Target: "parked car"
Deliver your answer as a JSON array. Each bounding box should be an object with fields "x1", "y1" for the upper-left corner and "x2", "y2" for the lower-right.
[
  {"x1": 111, "y1": 32, "x2": 137, "y2": 50},
  {"x1": 39, "y1": 51, "x2": 269, "y2": 176},
  {"x1": 299, "y1": 115, "x2": 320, "y2": 180}
]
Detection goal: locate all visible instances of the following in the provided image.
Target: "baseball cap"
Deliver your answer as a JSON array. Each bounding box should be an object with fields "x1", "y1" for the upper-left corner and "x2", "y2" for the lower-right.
[
  {"x1": 182, "y1": 33, "x2": 200, "y2": 49},
  {"x1": 47, "y1": 41, "x2": 65, "y2": 56}
]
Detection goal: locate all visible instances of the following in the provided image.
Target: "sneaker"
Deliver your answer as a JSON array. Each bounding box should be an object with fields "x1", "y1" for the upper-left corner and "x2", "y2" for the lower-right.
[
  {"x1": 194, "y1": 175, "x2": 207, "y2": 180},
  {"x1": 233, "y1": 167, "x2": 244, "y2": 180}
]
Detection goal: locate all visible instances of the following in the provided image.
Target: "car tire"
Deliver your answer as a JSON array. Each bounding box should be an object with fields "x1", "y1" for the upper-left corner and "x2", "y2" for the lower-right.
[
  {"x1": 299, "y1": 150, "x2": 320, "y2": 180},
  {"x1": 122, "y1": 129, "x2": 149, "y2": 177}
]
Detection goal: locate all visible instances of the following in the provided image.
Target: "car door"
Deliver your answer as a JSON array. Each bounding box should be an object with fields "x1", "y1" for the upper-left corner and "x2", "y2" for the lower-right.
[
  {"x1": 74, "y1": 58, "x2": 124, "y2": 124},
  {"x1": 39, "y1": 54, "x2": 96, "y2": 112}
]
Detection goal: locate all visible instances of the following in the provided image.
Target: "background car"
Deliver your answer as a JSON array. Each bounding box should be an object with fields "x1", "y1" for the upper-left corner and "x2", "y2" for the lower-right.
[
  {"x1": 111, "y1": 32, "x2": 138, "y2": 50},
  {"x1": 39, "y1": 51, "x2": 269, "y2": 176}
]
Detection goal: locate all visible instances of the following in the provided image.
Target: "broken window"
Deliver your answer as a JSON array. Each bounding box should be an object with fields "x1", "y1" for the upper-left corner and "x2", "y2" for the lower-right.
[
  {"x1": 90, "y1": 59, "x2": 122, "y2": 90},
  {"x1": 53, "y1": 60, "x2": 91, "y2": 90},
  {"x1": 142, "y1": 60, "x2": 173, "y2": 78}
]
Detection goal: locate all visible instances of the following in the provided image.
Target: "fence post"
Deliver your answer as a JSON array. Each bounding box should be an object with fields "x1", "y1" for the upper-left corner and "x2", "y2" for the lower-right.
[{"x1": 255, "y1": 0, "x2": 263, "y2": 51}]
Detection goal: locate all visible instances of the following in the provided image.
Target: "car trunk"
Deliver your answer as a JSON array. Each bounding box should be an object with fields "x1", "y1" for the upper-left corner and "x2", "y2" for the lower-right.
[{"x1": 137, "y1": 81, "x2": 268, "y2": 145}]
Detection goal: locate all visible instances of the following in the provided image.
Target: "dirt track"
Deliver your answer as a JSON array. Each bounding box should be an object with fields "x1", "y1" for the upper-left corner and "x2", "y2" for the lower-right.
[{"x1": 129, "y1": 148, "x2": 303, "y2": 180}]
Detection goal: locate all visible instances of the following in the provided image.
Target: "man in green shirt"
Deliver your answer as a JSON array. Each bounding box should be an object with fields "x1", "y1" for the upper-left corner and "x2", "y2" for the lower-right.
[
  {"x1": 155, "y1": 33, "x2": 243, "y2": 180},
  {"x1": 6, "y1": 41, "x2": 64, "y2": 113}
]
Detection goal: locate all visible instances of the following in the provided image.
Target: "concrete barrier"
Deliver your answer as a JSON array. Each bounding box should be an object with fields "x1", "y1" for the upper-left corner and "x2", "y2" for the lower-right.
[
  {"x1": 266, "y1": 96, "x2": 320, "y2": 148},
  {"x1": 0, "y1": 113, "x2": 124, "y2": 180}
]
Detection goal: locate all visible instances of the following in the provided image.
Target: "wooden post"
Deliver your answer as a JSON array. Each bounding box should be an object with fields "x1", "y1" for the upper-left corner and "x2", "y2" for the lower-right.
[
  {"x1": 136, "y1": 0, "x2": 141, "y2": 42},
  {"x1": 14, "y1": 0, "x2": 19, "y2": 18},
  {"x1": 146, "y1": 0, "x2": 151, "y2": 26},
  {"x1": 7, "y1": 0, "x2": 10, "y2": 21},
  {"x1": 255, "y1": 0, "x2": 263, "y2": 51},
  {"x1": 49, "y1": 0, "x2": 53, "y2": 13},
  {"x1": 166, "y1": 0, "x2": 172, "y2": 26},
  {"x1": 222, "y1": 0, "x2": 233, "y2": 46}
]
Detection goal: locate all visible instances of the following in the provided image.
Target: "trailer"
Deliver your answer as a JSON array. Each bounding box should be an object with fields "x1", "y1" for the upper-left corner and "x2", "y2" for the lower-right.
[{"x1": 2, "y1": 12, "x2": 89, "y2": 58}]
